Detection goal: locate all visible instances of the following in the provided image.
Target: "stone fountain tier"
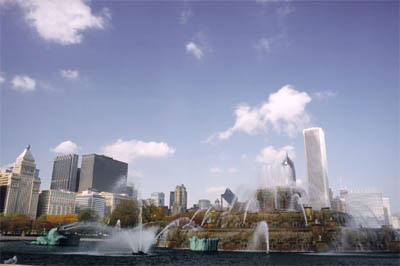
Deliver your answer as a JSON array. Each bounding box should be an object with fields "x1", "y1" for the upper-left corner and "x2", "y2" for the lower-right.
[
  {"x1": 256, "y1": 186, "x2": 307, "y2": 211},
  {"x1": 160, "y1": 209, "x2": 398, "y2": 252}
]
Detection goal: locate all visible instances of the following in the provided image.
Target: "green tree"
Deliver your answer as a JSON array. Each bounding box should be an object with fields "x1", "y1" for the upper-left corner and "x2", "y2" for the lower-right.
[
  {"x1": 142, "y1": 204, "x2": 166, "y2": 223},
  {"x1": 78, "y1": 209, "x2": 98, "y2": 222},
  {"x1": 109, "y1": 200, "x2": 139, "y2": 228}
]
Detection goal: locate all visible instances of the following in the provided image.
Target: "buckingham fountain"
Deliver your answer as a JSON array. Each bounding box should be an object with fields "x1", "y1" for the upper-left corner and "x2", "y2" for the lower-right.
[{"x1": 152, "y1": 153, "x2": 399, "y2": 253}]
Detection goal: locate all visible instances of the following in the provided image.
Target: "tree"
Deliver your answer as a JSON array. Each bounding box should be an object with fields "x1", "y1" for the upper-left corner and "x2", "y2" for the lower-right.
[
  {"x1": 78, "y1": 209, "x2": 98, "y2": 222},
  {"x1": 142, "y1": 204, "x2": 166, "y2": 223},
  {"x1": 109, "y1": 200, "x2": 139, "y2": 228}
]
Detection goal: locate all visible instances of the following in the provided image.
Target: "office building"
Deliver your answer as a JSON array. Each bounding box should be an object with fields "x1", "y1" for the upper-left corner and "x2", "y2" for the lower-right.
[
  {"x1": 172, "y1": 184, "x2": 187, "y2": 215},
  {"x1": 37, "y1": 190, "x2": 76, "y2": 216},
  {"x1": 75, "y1": 189, "x2": 106, "y2": 219},
  {"x1": 100, "y1": 192, "x2": 131, "y2": 216},
  {"x1": 221, "y1": 188, "x2": 236, "y2": 208},
  {"x1": 169, "y1": 191, "x2": 175, "y2": 209},
  {"x1": 198, "y1": 199, "x2": 211, "y2": 210},
  {"x1": 0, "y1": 145, "x2": 41, "y2": 219},
  {"x1": 78, "y1": 154, "x2": 128, "y2": 193},
  {"x1": 50, "y1": 154, "x2": 79, "y2": 192},
  {"x1": 382, "y1": 197, "x2": 392, "y2": 226},
  {"x1": 345, "y1": 190, "x2": 385, "y2": 228},
  {"x1": 151, "y1": 192, "x2": 165, "y2": 207},
  {"x1": 303, "y1": 127, "x2": 331, "y2": 210}
]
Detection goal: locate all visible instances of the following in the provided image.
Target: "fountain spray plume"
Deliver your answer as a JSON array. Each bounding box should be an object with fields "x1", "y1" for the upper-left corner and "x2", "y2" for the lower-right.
[
  {"x1": 250, "y1": 221, "x2": 270, "y2": 253},
  {"x1": 201, "y1": 206, "x2": 214, "y2": 227}
]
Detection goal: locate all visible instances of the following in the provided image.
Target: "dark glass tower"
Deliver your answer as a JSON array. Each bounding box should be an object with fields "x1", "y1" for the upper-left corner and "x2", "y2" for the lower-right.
[
  {"x1": 78, "y1": 154, "x2": 128, "y2": 193},
  {"x1": 50, "y1": 154, "x2": 79, "y2": 192}
]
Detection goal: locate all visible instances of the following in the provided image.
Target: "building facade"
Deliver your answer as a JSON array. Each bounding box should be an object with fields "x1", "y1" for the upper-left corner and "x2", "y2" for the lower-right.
[
  {"x1": 75, "y1": 189, "x2": 106, "y2": 219},
  {"x1": 198, "y1": 199, "x2": 211, "y2": 210},
  {"x1": 151, "y1": 192, "x2": 165, "y2": 207},
  {"x1": 382, "y1": 197, "x2": 392, "y2": 226},
  {"x1": 303, "y1": 127, "x2": 331, "y2": 210},
  {"x1": 50, "y1": 154, "x2": 79, "y2": 192},
  {"x1": 78, "y1": 154, "x2": 128, "y2": 193},
  {"x1": 172, "y1": 184, "x2": 187, "y2": 215},
  {"x1": 345, "y1": 191, "x2": 385, "y2": 228},
  {"x1": 0, "y1": 145, "x2": 41, "y2": 219},
  {"x1": 100, "y1": 191, "x2": 131, "y2": 216},
  {"x1": 37, "y1": 190, "x2": 76, "y2": 216}
]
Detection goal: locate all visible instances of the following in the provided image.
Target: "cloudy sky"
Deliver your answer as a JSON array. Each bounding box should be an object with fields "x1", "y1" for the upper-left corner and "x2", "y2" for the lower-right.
[{"x1": 1, "y1": 1, "x2": 398, "y2": 212}]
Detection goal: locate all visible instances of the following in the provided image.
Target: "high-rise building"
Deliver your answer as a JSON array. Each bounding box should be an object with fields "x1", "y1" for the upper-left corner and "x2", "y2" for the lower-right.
[
  {"x1": 198, "y1": 199, "x2": 211, "y2": 210},
  {"x1": 382, "y1": 197, "x2": 392, "y2": 226},
  {"x1": 172, "y1": 184, "x2": 187, "y2": 215},
  {"x1": 37, "y1": 190, "x2": 76, "y2": 217},
  {"x1": 50, "y1": 154, "x2": 79, "y2": 192},
  {"x1": 345, "y1": 190, "x2": 385, "y2": 228},
  {"x1": 0, "y1": 145, "x2": 41, "y2": 219},
  {"x1": 75, "y1": 189, "x2": 106, "y2": 219},
  {"x1": 169, "y1": 191, "x2": 175, "y2": 209},
  {"x1": 151, "y1": 192, "x2": 165, "y2": 207},
  {"x1": 78, "y1": 154, "x2": 128, "y2": 193},
  {"x1": 303, "y1": 127, "x2": 330, "y2": 210},
  {"x1": 100, "y1": 192, "x2": 131, "y2": 216}
]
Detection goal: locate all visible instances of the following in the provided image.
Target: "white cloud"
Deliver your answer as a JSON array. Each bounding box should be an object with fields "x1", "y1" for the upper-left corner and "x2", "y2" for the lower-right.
[
  {"x1": 228, "y1": 168, "x2": 237, "y2": 174},
  {"x1": 11, "y1": 75, "x2": 36, "y2": 92},
  {"x1": 101, "y1": 139, "x2": 175, "y2": 164},
  {"x1": 277, "y1": 4, "x2": 295, "y2": 17},
  {"x1": 255, "y1": 37, "x2": 272, "y2": 53},
  {"x1": 312, "y1": 91, "x2": 337, "y2": 100},
  {"x1": 211, "y1": 85, "x2": 311, "y2": 141},
  {"x1": 51, "y1": 140, "x2": 79, "y2": 154},
  {"x1": 256, "y1": 145, "x2": 295, "y2": 165},
  {"x1": 206, "y1": 186, "x2": 225, "y2": 194},
  {"x1": 61, "y1": 69, "x2": 79, "y2": 80},
  {"x1": 15, "y1": 0, "x2": 109, "y2": 45},
  {"x1": 179, "y1": 9, "x2": 193, "y2": 25},
  {"x1": 186, "y1": 42, "x2": 203, "y2": 60},
  {"x1": 210, "y1": 167, "x2": 222, "y2": 175},
  {"x1": 0, "y1": 73, "x2": 5, "y2": 85}
]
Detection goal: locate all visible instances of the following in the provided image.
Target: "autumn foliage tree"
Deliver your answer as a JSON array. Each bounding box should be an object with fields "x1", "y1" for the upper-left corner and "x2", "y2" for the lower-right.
[{"x1": 109, "y1": 200, "x2": 139, "y2": 228}]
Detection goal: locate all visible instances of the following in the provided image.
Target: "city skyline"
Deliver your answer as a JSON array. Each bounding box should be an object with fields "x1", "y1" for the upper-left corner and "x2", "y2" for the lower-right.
[{"x1": 1, "y1": 1, "x2": 398, "y2": 213}]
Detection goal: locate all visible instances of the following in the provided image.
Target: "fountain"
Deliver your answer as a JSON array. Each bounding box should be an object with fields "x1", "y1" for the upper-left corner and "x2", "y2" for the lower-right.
[
  {"x1": 250, "y1": 221, "x2": 269, "y2": 253},
  {"x1": 201, "y1": 206, "x2": 214, "y2": 227}
]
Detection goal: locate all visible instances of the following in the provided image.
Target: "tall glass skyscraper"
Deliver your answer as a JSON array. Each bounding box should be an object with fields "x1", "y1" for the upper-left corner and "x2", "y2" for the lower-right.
[
  {"x1": 50, "y1": 154, "x2": 79, "y2": 192},
  {"x1": 78, "y1": 154, "x2": 128, "y2": 193},
  {"x1": 303, "y1": 127, "x2": 331, "y2": 210}
]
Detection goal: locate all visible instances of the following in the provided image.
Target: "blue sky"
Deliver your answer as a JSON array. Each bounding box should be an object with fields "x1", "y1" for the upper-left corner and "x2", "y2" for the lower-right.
[{"x1": 1, "y1": 1, "x2": 398, "y2": 212}]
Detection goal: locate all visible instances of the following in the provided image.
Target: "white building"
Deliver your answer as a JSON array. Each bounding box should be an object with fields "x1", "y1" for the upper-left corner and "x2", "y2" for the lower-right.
[
  {"x1": 151, "y1": 192, "x2": 165, "y2": 207},
  {"x1": 0, "y1": 145, "x2": 41, "y2": 219},
  {"x1": 345, "y1": 190, "x2": 385, "y2": 228},
  {"x1": 37, "y1": 190, "x2": 76, "y2": 216},
  {"x1": 382, "y1": 197, "x2": 392, "y2": 226},
  {"x1": 303, "y1": 127, "x2": 330, "y2": 210},
  {"x1": 198, "y1": 199, "x2": 211, "y2": 210},
  {"x1": 75, "y1": 190, "x2": 106, "y2": 219},
  {"x1": 100, "y1": 191, "x2": 131, "y2": 216},
  {"x1": 392, "y1": 216, "x2": 400, "y2": 229},
  {"x1": 172, "y1": 184, "x2": 187, "y2": 215}
]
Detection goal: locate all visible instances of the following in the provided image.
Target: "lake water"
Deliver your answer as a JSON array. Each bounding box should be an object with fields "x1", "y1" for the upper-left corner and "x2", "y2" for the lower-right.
[{"x1": 1, "y1": 241, "x2": 399, "y2": 265}]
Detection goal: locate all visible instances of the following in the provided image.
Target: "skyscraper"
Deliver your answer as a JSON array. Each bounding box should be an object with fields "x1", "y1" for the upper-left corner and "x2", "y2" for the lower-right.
[
  {"x1": 78, "y1": 154, "x2": 128, "y2": 193},
  {"x1": 0, "y1": 145, "x2": 41, "y2": 219},
  {"x1": 382, "y1": 197, "x2": 392, "y2": 226},
  {"x1": 303, "y1": 127, "x2": 330, "y2": 210},
  {"x1": 50, "y1": 154, "x2": 79, "y2": 192},
  {"x1": 151, "y1": 192, "x2": 165, "y2": 207},
  {"x1": 172, "y1": 184, "x2": 187, "y2": 215}
]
